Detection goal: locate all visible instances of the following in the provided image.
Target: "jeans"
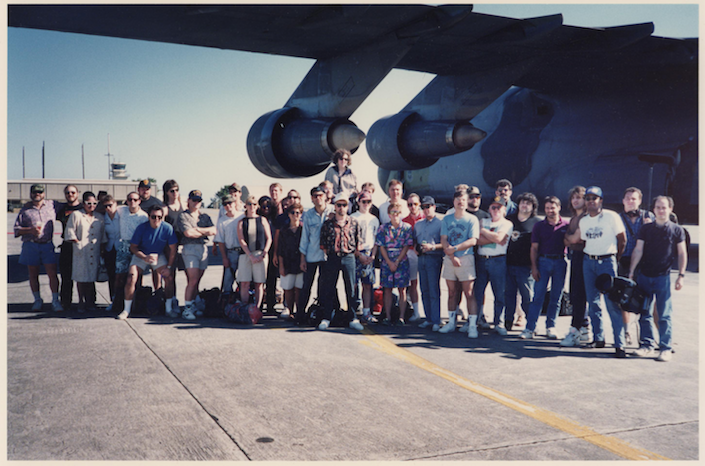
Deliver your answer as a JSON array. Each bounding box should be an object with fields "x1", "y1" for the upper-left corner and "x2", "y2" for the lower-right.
[
  {"x1": 568, "y1": 250, "x2": 589, "y2": 329},
  {"x1": 320, "y1": 253, "x2": 358, "y2": 320},
  {"x1": 222, "y1": 250, "x2": 240, "y2": 294},
  {"x1": 474, "y1": 255, "x2": 507, "y2": 327},
  {"x1": 59, "y1": 242, "x2": 74, "y2": 306},
  {"x1": 297, "y1": 261, "x2": 325, "y2": 322},
  {"x1": 526, "y1": 256, "x2": 567, "y2": 332},
  {"x1": 583, "y1": 255, "x2": 625, "y2": 348},
  {"x1": 505, "y1": 265, "x2": 533, "y2": 329},
  {"x1": 636, "y1": 272, "x2": 673, "y2": 351},
  {"x1": 418, "y1": 254, "x2": 443, "y2": 325}
]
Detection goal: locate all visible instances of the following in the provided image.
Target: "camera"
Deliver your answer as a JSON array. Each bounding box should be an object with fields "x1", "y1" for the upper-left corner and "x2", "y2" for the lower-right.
[{"x1": 595, "y1": 274, "x2": 650, "y2": 315}]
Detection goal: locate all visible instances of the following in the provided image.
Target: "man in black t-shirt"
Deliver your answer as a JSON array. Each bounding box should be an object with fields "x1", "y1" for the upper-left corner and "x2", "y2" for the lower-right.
[
  {"x1": 628, "y1": 195, "x2": 687, "y2": 362},
  {"x1": 138, "y1": 179, "x2": 165, "y2": 215},
  {"x1": 505, "y1": 192, "x2": 540, "y2": 330}
]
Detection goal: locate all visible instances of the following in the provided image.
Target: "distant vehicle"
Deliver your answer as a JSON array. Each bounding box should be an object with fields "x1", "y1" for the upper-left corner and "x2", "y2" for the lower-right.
[{"x1": 9, "y1": 5, "x2": 697, "y2": 220}]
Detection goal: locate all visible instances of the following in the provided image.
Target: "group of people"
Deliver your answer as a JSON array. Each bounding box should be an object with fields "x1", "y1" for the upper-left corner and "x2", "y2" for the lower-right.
[{"x1": 15, "y1": 148, "x2": 687, "y2": 361}]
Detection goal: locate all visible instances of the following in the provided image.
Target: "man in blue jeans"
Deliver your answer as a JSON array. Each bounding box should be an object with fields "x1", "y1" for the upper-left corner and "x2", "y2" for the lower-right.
[
  {"x1": 520, "y1": 196, "x2": 569, "y2": 340},
  {"x1": 628, "y1": 195, "x2": 687, "y2": 362},
  {"x1": 414, "y1": 196, "x2": 444, "y2": 331},
  {"x1": 565, "y1": 186, "x2": 627, "y2": 357}
]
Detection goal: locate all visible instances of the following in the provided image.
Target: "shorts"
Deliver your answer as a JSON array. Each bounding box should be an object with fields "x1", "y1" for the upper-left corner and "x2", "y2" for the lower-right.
[
  {"x1": 182, "y1": 243, "x2": 208, "y2": 270},
  {"x1": 442, "y1": 254, "x2": 476, "y2": 282},
  {"x1": 356, "y1": 250, "x2": 376, "y2": 285},
  {"x1": 237, "y1": 250, "x2": 267, "y2": 283},
  {"x1": 19, "y1": 241, "x2": 57, "y2": 266},
  {"x1": 115, "y1": 241, "x2": 133, "y2": 274},
  {"x1": 280, "y1": 273, "x2": 304, "y2": 290},
  {"x1": 407, "y1": 249, "x2": 419, "y2": 279},
  {"x1": 130, "y1": 252, "x2": 168, "y2": 271}
]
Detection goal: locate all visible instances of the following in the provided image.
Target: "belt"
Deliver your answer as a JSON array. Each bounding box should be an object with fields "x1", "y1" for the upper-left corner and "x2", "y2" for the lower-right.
[
  {"x1": 540, "y1": 254, "x2": 565, "y2": 259},
  {"x1": 335, "y1": 251, "x2": 354, "y2": 257},
  {"x1": 30, "y1": 240, "x2": 51, "y2": 244},
  {"x1": 479, "y1": 254, "x2": 506, "y2": 259},
  {"x1": 585, "y1": 253, "x2": 615, "y2": 260},
  {"x1": 227, "y1": 247, "x2": 243, "y2": 253}
]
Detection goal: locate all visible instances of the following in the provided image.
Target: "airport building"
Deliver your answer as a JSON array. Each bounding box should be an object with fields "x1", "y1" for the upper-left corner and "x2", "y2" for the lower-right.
[{"x1": 7, "y1": 178, "x2": 141, "y2": 210}]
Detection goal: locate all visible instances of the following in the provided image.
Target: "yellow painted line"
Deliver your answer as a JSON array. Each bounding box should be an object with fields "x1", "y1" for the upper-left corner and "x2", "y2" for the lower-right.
[{"x1": 359, "y1": 329, "x2": 669, "y2": 460}]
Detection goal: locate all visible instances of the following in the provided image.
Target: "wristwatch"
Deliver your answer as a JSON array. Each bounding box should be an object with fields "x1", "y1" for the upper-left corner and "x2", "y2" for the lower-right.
[{"x1": 678, "y1": 273, "x2": 685, "y2": 278}]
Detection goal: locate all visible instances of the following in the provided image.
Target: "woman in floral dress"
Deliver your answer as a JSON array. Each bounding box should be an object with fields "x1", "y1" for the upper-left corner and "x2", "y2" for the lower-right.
[{"x1": 375, "y1": 201, "x2": 414, "y2": 325}]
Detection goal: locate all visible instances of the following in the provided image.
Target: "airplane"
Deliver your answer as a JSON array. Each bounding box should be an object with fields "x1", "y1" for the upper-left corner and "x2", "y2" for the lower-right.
[{"x1": 8, "y1": 5, "x2": 698, "y2": 220}]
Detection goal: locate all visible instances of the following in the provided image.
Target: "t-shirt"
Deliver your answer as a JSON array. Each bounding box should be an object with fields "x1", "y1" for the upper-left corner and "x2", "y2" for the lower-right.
[
  {"x1": 351, "y1": 211, "x2": 380, "y2": 251},
  {"x1": 56, "y1": 202, "x2": 83, "y2": 239},
  {"x1": 139, "y1": 196, "x2": 165, "y2": 214},
  {"x1": 130, "y1": 221, "x2": 178, "y2": 255},
  {"x1": 441, "y1": 212, "x2": 479, "y2": 257},
  {"x1": 116, "y1": 206, "x2": 148, "y2": 242},
  {"x1": 579, "y1": 209, "x2": 626, "y2": 256},
  {"x1": 637, "y1": 221, "x2": 686, "y2": 277},
  {"x1": 177, "y1": 210, "x2": 215, "y2": 245},
  {"x1": 506, "y1": 214, "x2": 540, "y2": 266},
  {"x1": 477, "y1": 217, "x2": 513, "y2": 256},
  {"x1": 215, "y1": 213, "x2": 245, "y2": 249},
  {"x1": 531, "y1": 217, "x2": 569, "y2": 256},
  {"x1": 620, "y1": 209, "x2": 655, "y2": 257},
  {"x1": 379, "y1": 199, "x2": 409, "y2": 224}
]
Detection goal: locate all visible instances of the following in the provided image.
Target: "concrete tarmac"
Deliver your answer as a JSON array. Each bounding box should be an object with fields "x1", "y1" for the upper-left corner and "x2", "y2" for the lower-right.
[{"x1": 6, "y1": 213, "x2": 699, "y2": 460}]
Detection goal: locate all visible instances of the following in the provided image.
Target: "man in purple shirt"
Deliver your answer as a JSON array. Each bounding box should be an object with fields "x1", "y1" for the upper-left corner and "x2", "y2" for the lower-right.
[
  {"x1": 13, "y1": 184, "x2": 63, "y2": 311},
  {"x1": 520, "y1": 196, "x2": 569, "y2": 339}
]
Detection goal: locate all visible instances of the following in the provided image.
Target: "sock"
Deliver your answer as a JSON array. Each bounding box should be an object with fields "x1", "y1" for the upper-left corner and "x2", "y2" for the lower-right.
[
  {"x1": 412, "y1": 302, "x2": 419, "y2": 313},
  {"x1": 362, "y1": 307, "x2": 370, "y2": 316},
  {"x1": 33, "y1": 291, "x2": 41, "y2": 301},
  {"x1": 52, "y1": 292, "x2": 60, "y2": 302},
  {"x1": 468, "y1": 314, "x2": 478, "y2": 327},
  {"x1": 166, "y1": 300, "x2": 173, "y2": 313},
  {"x1": 124, "y1": 300, "x2": 133, "y2": 312}
]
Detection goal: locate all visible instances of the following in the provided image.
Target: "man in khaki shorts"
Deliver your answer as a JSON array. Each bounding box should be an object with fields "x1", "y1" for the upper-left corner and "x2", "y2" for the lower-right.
[{"x1": 440, "y1": 190, "x2": 480, "y2": 337}]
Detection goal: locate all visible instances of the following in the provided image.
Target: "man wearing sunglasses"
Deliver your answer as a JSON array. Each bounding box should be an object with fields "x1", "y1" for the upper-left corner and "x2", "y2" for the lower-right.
[
  {"x1": 56, "y1": 184, "x2": 82, "y2": 309},
  {"x1": 351, "y1": 190, "x2": 380, "y2": 323},
  {"x1": 118, "y1": 205, "x2": 178, "y2": 320},
  {"x1": 495, "y1": 179, "x2": 517, "y2": 216},
  {"x1": 565, "y1": 186, "x2": 627, "y2": 358}
]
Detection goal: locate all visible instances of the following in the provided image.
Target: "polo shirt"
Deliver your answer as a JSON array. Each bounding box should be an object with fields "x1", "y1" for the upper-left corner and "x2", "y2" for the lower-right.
[
  {"x1": 131, "y1": 221, "x2": 178, "y2": 255},
  {"x1": 531, "y1": 217, "x2": 569, "y2": 256},
  {"x1": 414, "y1": 216, "x2": 443, "y2": 256}
]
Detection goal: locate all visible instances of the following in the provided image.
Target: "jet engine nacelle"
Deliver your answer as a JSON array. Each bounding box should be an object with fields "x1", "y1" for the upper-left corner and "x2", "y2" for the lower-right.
[
  {"x1": 246, "y1": 107, "x2": 365, "y2": 178},
  {"x1": 366, "y1": 112, "x2": 486, "y2": 170}
]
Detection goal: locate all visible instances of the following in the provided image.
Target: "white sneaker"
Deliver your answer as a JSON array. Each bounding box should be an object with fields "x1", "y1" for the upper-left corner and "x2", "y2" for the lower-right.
[
  {"x1": 438, "y1": 311, "x2": 457, "y2": 333},
  {"x1": 519, "y1": 329, "x2": 534, "y2": 339},
  {"x1": 409, "y1": 309, "x2": 421, "y2": 322},
  {"x1": 579, "y1": 327, "x2": 590, "y2": 342},
  {"x1": 31, "y1": 299, "x2": 44, "y2": 311},
  {"x1": 495, "y1": 326, "x2": 507, "y2": 336},
  {"x1": 279, "y1": 309, "x2": 290, "y2": 319},
  {"x1": 467, "y1": 325, "x2": 478, "y2": 338},
  {"x1": 51, "y1": 300, "x2": 63, "y2": 312},
  {"x1": 182, "y1": 307, "x2": 196, "y2": 320},
  {"x1": 560, "y1": 327, "x2": 581, "y2": 347},
  {"x1": 432, "y1": 324, "x2": 440, "y2": 332},
  {"x1": 632, "y1": 346, "x2": 655, "y2": 358},
  {"x1": 546, "y1": 327, "x2": 558, "y2": 340},
  {"x1": 656, "y1": 350, "x2": 672, "y2": 362},
  {"x1": 459, "y1": 322, "x2": 470, "y2": 333},
  {"x1": 349, "y1": 319, "x2": 363, "y2": 331},
  {"x1": 418, "y1": 321, "x2": 432, "y2": 329},
  {"x1": 318, "y1": 319, "x2": 330, "y2": 330},
  {"x1": 117, "y1": 310, "x2": 130, "y2": 320}
]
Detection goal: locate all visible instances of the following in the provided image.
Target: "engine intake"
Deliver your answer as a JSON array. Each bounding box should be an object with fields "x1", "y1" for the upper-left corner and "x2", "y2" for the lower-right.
[
  {"x1": 366, "y1": 112, "x2": 486, "y2": 170},
  {"x1": 247, "y1": 107, "x2": 365, "y2": 178}
]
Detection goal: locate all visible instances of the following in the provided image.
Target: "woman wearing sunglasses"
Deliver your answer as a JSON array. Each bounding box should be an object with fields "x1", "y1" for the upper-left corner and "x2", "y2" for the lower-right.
[
  {"x1": 238, "y1": 195, "x2": 272, "y2": 311},
  {"x1": 276, "y1": 201, "x2": 304, "y2": 320},
  {"x1": 64, "y1": 191, "x2": 106, "y2": 313}
]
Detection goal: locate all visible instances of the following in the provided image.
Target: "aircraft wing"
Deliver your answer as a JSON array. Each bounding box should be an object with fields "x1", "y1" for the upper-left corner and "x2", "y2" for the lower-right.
[{"x1": 8, "y1": 4, "x2": 697, "y2": 92}]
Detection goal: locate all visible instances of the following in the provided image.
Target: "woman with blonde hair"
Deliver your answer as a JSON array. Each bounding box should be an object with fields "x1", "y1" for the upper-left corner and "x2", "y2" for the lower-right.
[{"x1": 237, "y1": 195, "x2": 272, "y2": 310}]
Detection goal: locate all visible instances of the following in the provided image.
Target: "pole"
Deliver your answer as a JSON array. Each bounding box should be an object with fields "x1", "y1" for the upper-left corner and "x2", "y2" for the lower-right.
[
  {"x1": 82, "y1": 144, "x2": 85, "y2": 179},
  {"x1": 42, "y1": 141, "x2": 45, "y2": 179},
  {"x1": 105, "y1": 133, "x2": 112, "y2": 179},
  {"x1": 22, "y1": 146, "x2": 25, "y2": 178}
]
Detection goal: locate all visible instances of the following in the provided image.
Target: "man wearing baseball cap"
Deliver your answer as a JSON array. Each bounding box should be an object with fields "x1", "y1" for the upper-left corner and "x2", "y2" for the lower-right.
[
  {"x1": 565, "y1": 186, "x2": 628, "y2": 357},
  {"x1": 176, "y1": 189, "x2": 216, "y2": 320},
  {"x1": 414, "y1": 196, "x2": 444, "y2": 331},
  {"x1": 14, "y1": 184, "x2": 63, "y2": 311},
  {"x1": 138, "y1": 179, "x2": 165, "y2": 215}
]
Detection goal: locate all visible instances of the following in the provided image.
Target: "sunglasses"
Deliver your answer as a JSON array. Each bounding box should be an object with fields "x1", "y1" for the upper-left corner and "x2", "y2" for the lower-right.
[
  {"x1": 150, "y1": 215, "x2": 163, "y2": 220},
  {"x1": 85, "y1": 202, "x2": 98, "y2": 206},
  {"x1": 497, "y1": 188, "x2": 511, "y2": 193},
  {"x1": 127, "y1": 198, "x2": 140, "y2": 202},
  {"x1": 169, "y1": 188, "x2": 179, "y2": 193},
  {"x1": 421, "y1": 204, "x2": 432, "y2": 209},
  {"x1": 289, "y1": 211, "x2": 302, "y2": 215},
  {"x1": 360, "y1": 200, "x2": 372, "y2": 204},
  {"x1": 335, "y1": 203, "x2": 348, "y2": 208},
  {"x1": 247, "y1": 203, "x2": 257, "y2": 207},
  {"x1": 408, "y1": 202, "x2": 420, "y2": 206},
  {"x1": 390, "y1": 211, "x2": 402, "y2": 215},
  {"x1": 66, "y1": 191, "x2": 78, "y2": 195},
  {"x1": 490, "y1": 205, "x2": 502, "y2": 210},
  {"x1": 585, "y1": 196, "x2": 599, "y2": 201},
  {"x1": 223, "y1": 201, "x2": 233, "y2": 206},
  {"x1": 289, "y1": 195, "x2": 300, "y2": 199}
]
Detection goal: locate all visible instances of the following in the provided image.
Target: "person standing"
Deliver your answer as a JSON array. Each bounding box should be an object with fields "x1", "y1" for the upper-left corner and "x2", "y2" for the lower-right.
[
  {"x1": 64, "y1": 192, "x2": 105, "y2": 313},
  {"x1": 474, "y1": 196, "x2": 513, "y2": 334},
  {"x1": 379, "y1": 179, "x2": 409, "y2": 225},
  {"x1": 217, "y1": 182, "x2": 244, "y2": 219},
  {"x1": 237, "y1": 195, "x2": 273, "y2": 311},
  {"x1": 137, "y1": 179, "x2": 165, "y2": 215},
  {"x1": 177, "y1": 190, "x2": 216, "y2": 320},
  {"x1": 101, "y1": 195, "x2": 120, "y2": 310},
  {"x1": 414, "y1": 196, "x2": 444, "y2": 331},
  {"x1": 324, "y1": 148, "x2": 358, "y2": 197},
  {"x1": 216, "y1": 194, "x2": 245, "y2": 296},
  {"x1": 439, "y1": 190, "x2": 480, "y2": 337},
  {"x1": 565, "y1": 186, "x2": 627, "y2": 357},
  {"x1": 57, "y1": 184, "x2": 82, "y2": 309},
  {"x1": 504, "y1": 192, "x2": 539, "y2": 331},
  {"x1": 13, "y1": 184, "x2": 63, "y2": 311},
  {"x1": 520, "y1": 196, "x2": 569, "y2": 340},
  {"x1": 560, "y1": 186, "x2": 591, "y2": 347},
  {"x1": 350, "y1": 190, "x2": 379, "y2": 324},
  {"x1": 269, "y1": 182, "x2": 284, "y2": 216},
  {"x1": 629, "y1": 196, "x2": 687, "y2": 362},
  {"x1": 277, "y1": 201, "x2": 304, "y2": 320},
  {"x1": 495, "y1": 179, "x2": 518, "y2": 216},
  {"x1": 402, "y1": 193, "x2": 424, "y2": 322},
  {"x1": 163, "y1": 179, "x2": 185, "y2": 307},
  {"x1": 118, "y1": 205, "x2": 178, "y2": 320},
  {"x1": 318, "y1": 192, "x2": 364, "y2": 331}
]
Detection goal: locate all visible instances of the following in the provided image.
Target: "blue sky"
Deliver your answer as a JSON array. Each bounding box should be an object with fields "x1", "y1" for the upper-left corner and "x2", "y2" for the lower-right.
[{"x1": 6, "y1": 4, "x2": 699, "y2": 206}]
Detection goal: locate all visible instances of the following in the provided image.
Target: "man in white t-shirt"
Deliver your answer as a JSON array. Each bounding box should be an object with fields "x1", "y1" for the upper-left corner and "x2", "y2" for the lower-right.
[
  {"x1": 474, "y1": 196, "x2": 513, "y2": 334},
  {"x1": 216, "y1": 194, "x2": 246, "y2": 295},
  {"x1": 351, "y1": 190, "x2": 380, "y2": 323},
  {"x1": 565, "y1": 186, "x2": 627, "y2": 358}
]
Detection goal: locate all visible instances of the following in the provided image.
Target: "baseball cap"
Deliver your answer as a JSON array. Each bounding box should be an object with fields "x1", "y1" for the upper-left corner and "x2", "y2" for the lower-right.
[
  {"x1": 189, "y1": 190, "x2": 203, "y2": 202},
  {"x1": 229, "y1": 183, "x2": 241, "y2": 192},
  {"x1": 222, "y1": 194, "x2": 235, "y2": 204},
  {"x1": 138, "y1": 179, "x2": 151, "y2": 189},
  {"x1": 586, "y1": 186, "x2": 603, "y2": 198},
  {"x1": 421, "y1": 196, "x2": 436, "y2": 206},
  {"x1": 467, "y1": 186, "x2": 481, "y2": 196},
  {"x1": 30, "y1": 184, "x2": 45, "y2": 194},
  {"x1": 490, "y1": 196, "x2": 508, "y2": 207},
  {"x1": 357, "y1": 191, "x2": 372, "y2": 202},
  {"x1": 310, "y1": 186, "x2": 325, "y2": 196},
  {"x1": 333, "y1": 192, "x2": 349, "y2": 205}
]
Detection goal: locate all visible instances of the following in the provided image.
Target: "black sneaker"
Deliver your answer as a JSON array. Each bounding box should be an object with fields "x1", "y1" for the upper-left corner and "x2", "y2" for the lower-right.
[
  {"x1": 615, "y1": 348, "x2": 627, "y2": 358},
  {"x1": 588, "y1": 340, "x2": 606, "y2": 349}
]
